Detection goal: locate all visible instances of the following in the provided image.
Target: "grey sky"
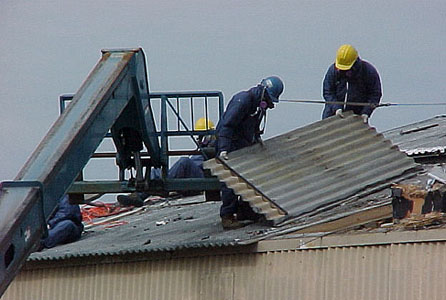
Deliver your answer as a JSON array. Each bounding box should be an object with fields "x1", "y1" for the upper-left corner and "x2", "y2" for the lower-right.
[{"x1": 1, "y1": 0, "x2": 445, "y2": 182}]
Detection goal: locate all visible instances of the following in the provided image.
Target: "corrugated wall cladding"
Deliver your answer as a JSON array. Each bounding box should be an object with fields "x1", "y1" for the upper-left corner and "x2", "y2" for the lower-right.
[
  {"x1": 6, "y1": 241, "x2": 446, "y2": 300},
  {"x1": 205, "y1": 112, "x2": 419, "y2": 223},
  {"x1": 383, "y1": 115, "x2": 446, "y2": 155}
]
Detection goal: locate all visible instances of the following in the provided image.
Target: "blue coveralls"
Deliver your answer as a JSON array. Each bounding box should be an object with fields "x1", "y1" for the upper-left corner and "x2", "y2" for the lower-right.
[
  {"x1": 168, "y1": 155, "x2": 204, "y2": 178},
  {"x1": 322, "y1": 58, "x2": 382, "y2": 119},
  {"x1": 150, "y1": 135, "x2": 215, "y2": 180},
  {"x1": 41, "y1": 195, "x2": 83, "y2": 249},
  {"x1": 140, "y1": 139, "x2": 215, "y2": 199},
  {"x1": 151, "y1": 155, "x2": 205, "y2": 180},
  {"x1": 216, "y1": 85, "x2": 266, "y2": 217}
]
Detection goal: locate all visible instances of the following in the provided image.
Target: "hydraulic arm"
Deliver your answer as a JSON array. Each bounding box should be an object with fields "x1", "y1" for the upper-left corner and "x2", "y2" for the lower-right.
[{"x1": 0, "y1": 48, "x2": 160, "y2": 295}]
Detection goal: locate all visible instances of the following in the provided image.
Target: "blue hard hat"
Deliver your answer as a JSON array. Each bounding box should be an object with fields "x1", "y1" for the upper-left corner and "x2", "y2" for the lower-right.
[{"x1": 260, "y1": 76, "x2": 284, "y2": 103}]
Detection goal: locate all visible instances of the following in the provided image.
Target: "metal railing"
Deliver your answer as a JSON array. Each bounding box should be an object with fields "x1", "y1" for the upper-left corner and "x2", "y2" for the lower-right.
[{"x1": 60, "y1": 90, "x2": 224, "y2": 188}]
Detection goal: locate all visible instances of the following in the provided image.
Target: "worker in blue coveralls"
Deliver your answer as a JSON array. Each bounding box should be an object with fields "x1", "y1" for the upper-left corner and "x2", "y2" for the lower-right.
[
  {"x1": 40, "y1": 194, "x2": 83, "y2": 249},
  {"x1": 217, "y1": 76, "x2": 284, "y2": 229},
  {"x1": 117, "y1": 118, "x2": 217, "y2": 207},
  {"x1": 322, "y1": 44, "x2": 382, "y2": 123}
]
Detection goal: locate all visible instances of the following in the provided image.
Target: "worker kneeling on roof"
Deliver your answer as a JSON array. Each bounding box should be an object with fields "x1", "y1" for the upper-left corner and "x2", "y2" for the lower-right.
[
  {"x1": 322, "y1": 44, "x2": 382, "y2": 124},
  {"x1": 216, "y1": 76, "x2": 284, "y2": 229},
  {"x1": 39, "y1": 195, "x2": 83, "y2": 249},
  {"x1": 117, "y1": 118, "x2": 217, "y2": 207},
  {"x1": 160, "y1": 117, "x2": 217, "y2": 184}
]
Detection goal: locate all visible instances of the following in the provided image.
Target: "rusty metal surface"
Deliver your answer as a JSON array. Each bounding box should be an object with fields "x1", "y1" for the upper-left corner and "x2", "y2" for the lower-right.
[
  {"x1": 205, "y1": 112, "x2": 420, "y2": 224},
  {"x1": 383, "y1": 115, "x2": 446, "y2": 156}
]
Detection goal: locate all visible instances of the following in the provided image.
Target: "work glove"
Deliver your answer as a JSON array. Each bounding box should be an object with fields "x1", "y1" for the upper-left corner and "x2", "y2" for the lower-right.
[
  {"x1": 220, "y1": 151, "x2": 229, "y2": 160},
  {"x1": 335, "y1": 109, "x2": 344, "y2": 118},
  {"x1": 361, "y1": 114, "x2": 369, "y2": 124}
]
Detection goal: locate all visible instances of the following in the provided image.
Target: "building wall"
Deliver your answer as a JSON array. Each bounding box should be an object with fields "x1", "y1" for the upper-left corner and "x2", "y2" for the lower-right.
[{"x1": 3, "y1": 241, "x2": 446, "y2": 300}]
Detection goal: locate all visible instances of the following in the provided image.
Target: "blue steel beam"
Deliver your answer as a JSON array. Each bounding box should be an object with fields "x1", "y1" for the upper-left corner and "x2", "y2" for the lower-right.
[
  {"x1": 68, "y1": 178, "x2": 221, "y2": 194},
  {"x1": 0, "y1": 48, "x2": 159, "y2": 296}
]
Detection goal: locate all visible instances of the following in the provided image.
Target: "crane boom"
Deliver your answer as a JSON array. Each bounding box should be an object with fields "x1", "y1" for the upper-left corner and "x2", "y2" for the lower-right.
[{"x1": 0, "y1": 48, "x2": 159, "y2": 295}]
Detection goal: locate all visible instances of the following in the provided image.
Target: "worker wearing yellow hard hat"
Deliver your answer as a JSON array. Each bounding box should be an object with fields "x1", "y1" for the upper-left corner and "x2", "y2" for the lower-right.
[
  {"x1": 194, "y1": 117, "x2": 217, "y2": 150},
  {"x1": 322, "y1": 44, "x2": 382, "y2": 124},
  {"x1": 335, "y1": 44, "x2": 359, "y2": 70},
  {"x1": 194, "y1": 117, "x2": 215, "y2": 131}
]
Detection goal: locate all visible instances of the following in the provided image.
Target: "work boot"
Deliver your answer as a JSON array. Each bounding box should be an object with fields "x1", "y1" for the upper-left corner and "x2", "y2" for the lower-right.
[
  {"x1": 221, "y1": 214, "x2": 244, "y2": 230},
  {"x1": 236, "y1": 201, "x2": 261, "y2": 222},
  {"x1": 117, "y1": 193, "x2": 144, "y2": 207}
]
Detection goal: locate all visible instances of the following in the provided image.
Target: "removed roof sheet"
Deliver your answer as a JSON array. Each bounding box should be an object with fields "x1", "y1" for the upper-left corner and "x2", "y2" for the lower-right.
[{"x1": 204, "y1": 112, "x2": 420, "y2": 224}]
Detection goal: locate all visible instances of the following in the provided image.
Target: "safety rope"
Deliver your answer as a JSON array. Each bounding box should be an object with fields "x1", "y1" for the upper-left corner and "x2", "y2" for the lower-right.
[{"x1": 280, "y1": 99, "x2": 446, "y2": 108}]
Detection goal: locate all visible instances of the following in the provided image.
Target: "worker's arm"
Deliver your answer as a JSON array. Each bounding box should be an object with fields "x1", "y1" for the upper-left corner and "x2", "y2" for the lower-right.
[
  {"x1": 322, "y1": 65, "x2": 342, "y2": 119},
  {"x1": 361, "y1": 62, "x2": 382, "y2": 116}
]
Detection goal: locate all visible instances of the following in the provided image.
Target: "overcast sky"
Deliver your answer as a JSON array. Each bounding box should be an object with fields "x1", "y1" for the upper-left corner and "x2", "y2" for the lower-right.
[{"x1": 1, "y1": 0, "x2": 445, "y2": 182}]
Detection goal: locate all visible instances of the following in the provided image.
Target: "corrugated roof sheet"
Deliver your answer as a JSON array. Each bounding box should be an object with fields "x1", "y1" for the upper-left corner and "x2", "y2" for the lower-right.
[
  {"x1": 383, "y1": 115, "x2": 446, "y2": 156},
  {"x1": 205, "y1": 112, "x2": 420, "y2": 224}
]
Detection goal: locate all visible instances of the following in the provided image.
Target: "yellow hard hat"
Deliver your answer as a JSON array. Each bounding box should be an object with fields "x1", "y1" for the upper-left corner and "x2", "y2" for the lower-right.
[
  {"x1": 194, "y1": 117, "x2": 215, "y2": 131},
  {"x1": 335, "y1": 44, "x2": 358, "y2": 70}
]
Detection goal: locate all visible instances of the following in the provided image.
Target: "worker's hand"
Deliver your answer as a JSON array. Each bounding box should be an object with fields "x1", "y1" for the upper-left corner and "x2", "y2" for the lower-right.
[
  {"x1": 335, "y1": 109, "x2": 344, "y2": 118},
  {"x1": 361, "y1": 114, "x2": 369, "y2": 124},
  {"x1": 220, "y1": 151, "x2": 229, "y2": 160}
]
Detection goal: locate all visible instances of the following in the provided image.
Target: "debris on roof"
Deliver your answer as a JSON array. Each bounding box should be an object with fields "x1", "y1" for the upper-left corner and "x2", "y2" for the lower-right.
[
  {"x1": 82, "y1": 203, "x2": 135, "y2": 223},
  {"x1": 392, "y1": 181, "x2": 446, "y2": 218},
  {"x1": 81, "y1": 196, "x2": 165, "y2": 229},
  {"x1": 391, "y1": 184, "x2": 429, "y2": 217},
  {"x1": 393, "y1": 212, "x2": 446, "y2": 230}
]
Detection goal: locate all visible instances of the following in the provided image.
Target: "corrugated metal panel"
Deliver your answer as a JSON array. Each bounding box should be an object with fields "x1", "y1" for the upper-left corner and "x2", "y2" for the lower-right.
[
  {"x1": 388, "y1": 242, "x2": 446, "y2": 299},
  {"x1": 205, "y1": 112, "x2": 419, "y2": 223},
  {"x1": 323, "y1": 246, "x2": 389, "y2": 299},
  {"x1": 204, "y1": 160, "x2": 286, "y2": 220},
  {"x1": 7, "y1": 240, "x2": 446, "y2": 300},
  {"x1": 383, "y1": 115, "x2": 446, "y2": 156}
]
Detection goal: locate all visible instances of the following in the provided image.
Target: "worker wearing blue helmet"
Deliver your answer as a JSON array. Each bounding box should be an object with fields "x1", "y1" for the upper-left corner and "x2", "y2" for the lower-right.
[{"x1": 216, "y1": 76, "x2": 284, "y2": 229}]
